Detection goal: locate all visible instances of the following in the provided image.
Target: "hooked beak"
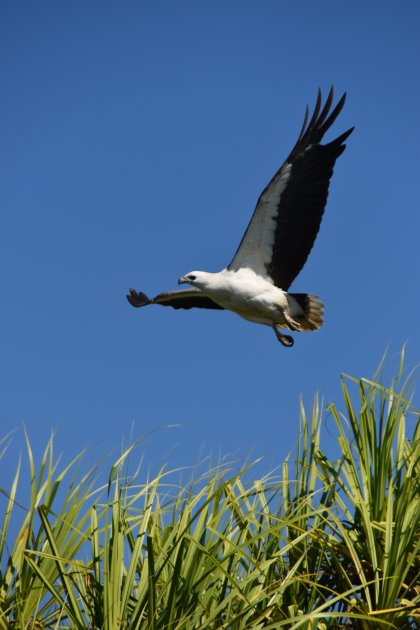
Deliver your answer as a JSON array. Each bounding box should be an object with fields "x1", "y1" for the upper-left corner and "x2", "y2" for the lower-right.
[{"x1": 178, "y1": 275, "x2": 187, "y2": 285}]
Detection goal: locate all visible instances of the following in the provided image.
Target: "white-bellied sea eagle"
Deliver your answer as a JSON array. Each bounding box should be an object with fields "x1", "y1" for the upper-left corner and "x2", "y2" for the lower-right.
[{"x1": 127, "y1": 88, "x2": 353, "y2": 347}]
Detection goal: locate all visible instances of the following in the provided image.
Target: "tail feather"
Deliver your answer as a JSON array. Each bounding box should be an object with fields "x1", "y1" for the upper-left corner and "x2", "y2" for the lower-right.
[{"x1": 288, "y1": 293, "x2": 324, "y2": 331}]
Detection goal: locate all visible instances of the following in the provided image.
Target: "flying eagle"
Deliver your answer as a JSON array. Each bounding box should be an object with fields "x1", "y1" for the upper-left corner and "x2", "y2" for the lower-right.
[{"x1": 127, "y1": 88, "x2": 353, "y2": 347}]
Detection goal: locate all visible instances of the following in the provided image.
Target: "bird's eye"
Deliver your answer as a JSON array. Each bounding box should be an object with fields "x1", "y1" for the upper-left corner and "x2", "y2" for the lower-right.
[{"x1": 188, "y1": 274, "x2": 196, "y2": 281}]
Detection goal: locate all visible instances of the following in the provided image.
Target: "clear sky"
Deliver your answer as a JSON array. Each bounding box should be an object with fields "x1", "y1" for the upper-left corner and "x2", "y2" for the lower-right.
[{"x1": 1, "y1": 1, "x2": 419, "y2": 480}]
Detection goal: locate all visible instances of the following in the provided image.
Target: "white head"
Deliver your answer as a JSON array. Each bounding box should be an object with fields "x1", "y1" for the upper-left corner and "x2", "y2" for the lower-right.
[{"x1": 178, "y1": 271, "x2": 212, "y2": 289}]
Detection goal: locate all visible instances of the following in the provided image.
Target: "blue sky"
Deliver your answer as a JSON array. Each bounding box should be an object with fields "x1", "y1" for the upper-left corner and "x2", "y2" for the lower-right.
[{"x1": 1, "y1": 1, "x2": 419, "y2": 481}]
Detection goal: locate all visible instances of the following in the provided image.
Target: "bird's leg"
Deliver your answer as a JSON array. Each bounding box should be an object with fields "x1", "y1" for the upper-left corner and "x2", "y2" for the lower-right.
[
  {"x1": 282, "y1": 311, "x2": 302, "y2": 332},
  {"x1": 272, "y1": 324, "x2": 294, "y2": 347}
]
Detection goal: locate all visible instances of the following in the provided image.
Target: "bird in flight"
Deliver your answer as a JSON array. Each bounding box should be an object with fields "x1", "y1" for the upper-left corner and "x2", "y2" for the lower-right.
[{"x1": 127, "y1": 87, "x2": 353, "y2": 347}]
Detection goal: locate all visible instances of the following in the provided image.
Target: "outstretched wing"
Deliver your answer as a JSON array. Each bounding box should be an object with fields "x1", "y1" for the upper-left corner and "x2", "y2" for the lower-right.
[
  {"x1": 127, "y1": 288, "x2": 224, "y2": 310},
  {"x1": 228, "y1": 87, "x2": 354, "y2": 290}
]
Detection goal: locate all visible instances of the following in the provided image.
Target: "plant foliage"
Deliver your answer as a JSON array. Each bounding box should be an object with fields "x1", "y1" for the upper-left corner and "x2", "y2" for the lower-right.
[{"x1": 0, "y1": 353, "x2": 418, "y2": 628}]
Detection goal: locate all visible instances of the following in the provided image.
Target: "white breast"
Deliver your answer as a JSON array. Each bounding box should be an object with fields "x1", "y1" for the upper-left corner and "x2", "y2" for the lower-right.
[{"x1": 199, "y1": 268, "x2": 287, "y2": 325}]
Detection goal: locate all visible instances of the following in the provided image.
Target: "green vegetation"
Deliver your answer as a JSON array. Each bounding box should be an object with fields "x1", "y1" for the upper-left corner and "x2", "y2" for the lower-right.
[{"x1": 0, "y1": 352, "x2": 419, "y2": 628}]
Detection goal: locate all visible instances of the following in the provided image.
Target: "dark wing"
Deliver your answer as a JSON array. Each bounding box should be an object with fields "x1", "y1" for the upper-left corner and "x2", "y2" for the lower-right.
[
  {"x1": 127, "y1": 288, "x2": 224, "y2": 310},
  {"x1": 228, "y1": 87, "x2": 354, "y2": 290}
]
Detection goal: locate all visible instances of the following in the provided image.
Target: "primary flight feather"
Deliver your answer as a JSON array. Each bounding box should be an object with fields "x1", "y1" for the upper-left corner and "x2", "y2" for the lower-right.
[{"x1": 128, "y1": 87, "x2": 354, "y2": 347}]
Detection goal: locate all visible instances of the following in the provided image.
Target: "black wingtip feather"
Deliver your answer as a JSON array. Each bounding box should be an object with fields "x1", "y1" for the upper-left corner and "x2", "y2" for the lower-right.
[
  {"x1": 297, "y1": 104, "x2": 309, "y2": 140},
  {"x1": 316, "y1": 87, "x2": 334, "y2": 129},
  {"x1": 289, "y1": 88, "x2": 351, "y2": 163},
  {"x1": 317, "y1": 91, "x2": 347, "y2": 137},
  {"x1": 127, "y1": 289, "x2": 151, "y2": 308},
  {"x1": 328, "y1": 126, "x2": 355, "y2": 148},
  {"x1": 306, "y1": 88, "x2": 323, "y2": 135}
]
